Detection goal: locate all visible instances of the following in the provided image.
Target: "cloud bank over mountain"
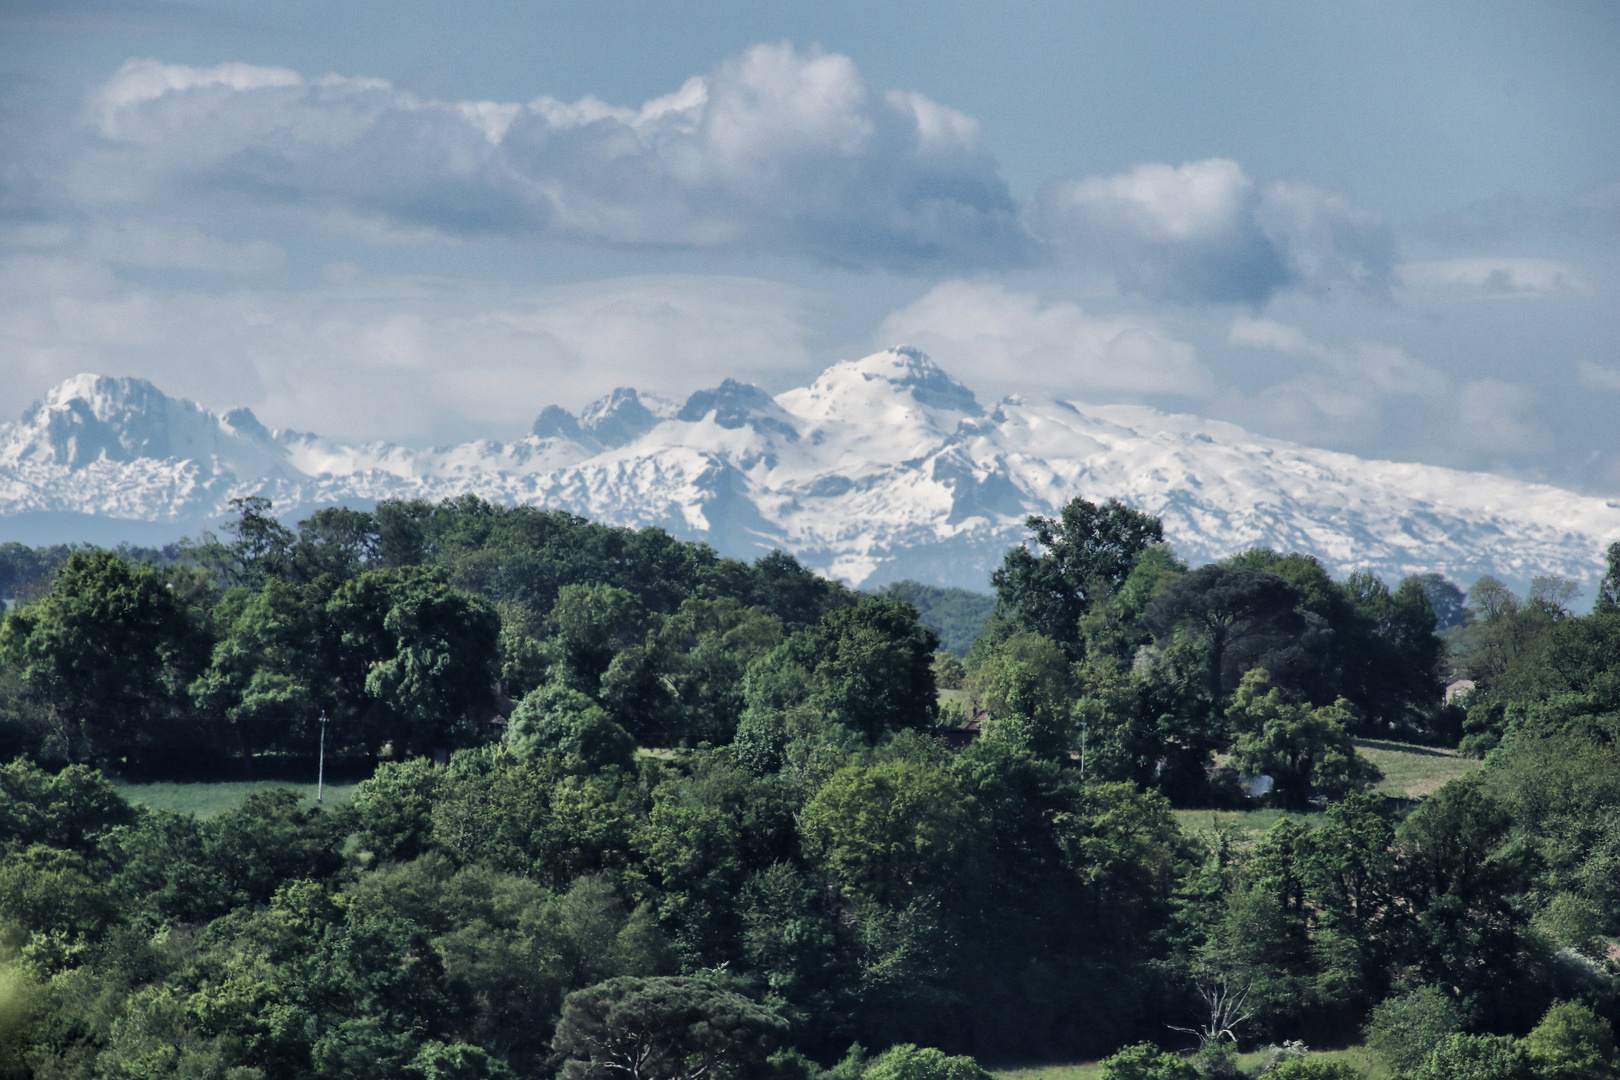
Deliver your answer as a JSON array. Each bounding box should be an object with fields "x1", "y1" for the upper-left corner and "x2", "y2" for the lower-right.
[
  {"x1": 1, "y1": 32, "x2": 1613, "y2": 495},
  {"x1": 63, "y1": 45, "x2": 1397, "y2": 289}
]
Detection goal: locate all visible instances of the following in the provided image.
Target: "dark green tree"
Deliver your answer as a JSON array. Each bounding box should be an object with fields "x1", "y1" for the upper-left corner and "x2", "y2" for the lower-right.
[
  {"x1": 1597, "y1": 542, "x2": 1620, "y2": 614},
  {"x1": 1143, "y1": 564, "x2": 1310, "y2": 707},
  {"x1": 993, "y1": 497, "x2": 1165, "y2": 657},
  {"x1": 552, "y1": 976, "x2": 787, "y2": 1080},
  {"x1": 804, "y1": 597, "x2": 939, "y2": 742},
  {"x1": 328, "y1": 567, "x2": 501, "y2": 755},
  {"x1": 0, "y1": 550, "x2": 203, "y2": 767}
]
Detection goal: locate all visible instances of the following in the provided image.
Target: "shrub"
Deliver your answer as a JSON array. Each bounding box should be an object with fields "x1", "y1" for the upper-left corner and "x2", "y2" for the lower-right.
[
  {"x1": 861, "y1": 1044, "x2": 990, "y2": 1080},
  {"x1": 1364, "y1": 986, "x2": 1463, "y2": 1073},
  {"x1": 1411, "y1": 1033, "x2": 1531, "y2": 1080},
  {"x1": 1264, "y1": 1060, "x2": 1357, "y2": 1080},
  {"x1": 1098, "y1": 1043, "x2": 1198, "y2": 1080},
  {"x1": 1523, "y1": 1000, "x2": 1620, "y2": 1080}
]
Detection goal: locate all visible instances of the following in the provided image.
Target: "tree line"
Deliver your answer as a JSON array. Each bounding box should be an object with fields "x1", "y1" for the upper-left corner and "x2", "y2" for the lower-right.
[{"x1": 0, "y1": 496, "x2": 1618, "y2": 1080}]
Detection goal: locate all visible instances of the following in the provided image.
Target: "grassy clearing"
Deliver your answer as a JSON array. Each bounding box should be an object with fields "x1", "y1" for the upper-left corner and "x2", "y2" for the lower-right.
[
  {"x1": 1173, "y1": 807, "x2": 1323, "y2": 843},
  {"x1": 1354, "y1": 738, "x2": 1481, "y2": 800},
  {"x1": 991, "y1": 1062, "x2": 1103, "y2": 1080},
  {"x1": 114, "y1": 780, "x2": 358, "y2": 818},
  {"x1": 990, "y1": 1046, "x2": 1380, "y2": 1080}
]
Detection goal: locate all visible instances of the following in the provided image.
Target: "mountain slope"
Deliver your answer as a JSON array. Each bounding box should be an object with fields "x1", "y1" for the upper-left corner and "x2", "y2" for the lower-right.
[{"x1": 3, "y1": 350, "x2": 1617, "y2": 592}]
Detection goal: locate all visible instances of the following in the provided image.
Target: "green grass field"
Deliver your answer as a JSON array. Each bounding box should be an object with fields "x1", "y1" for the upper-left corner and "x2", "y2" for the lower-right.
[
  {"x1": 1173, "y1": 807, "x2": 1323, "y2": 842},
  {"x1": 113, "y1": 780, "x2": 359, "y2": 818},
  {"x1": 991, "y1": 1046, "x2": 1380, "y2": 1080},
  {"x1": 1171, "y1": 738, "x2": 1478, "y2": 845},
  {"x1": 1354, "y1": 738, "x2": 1481, "y2": 800}
]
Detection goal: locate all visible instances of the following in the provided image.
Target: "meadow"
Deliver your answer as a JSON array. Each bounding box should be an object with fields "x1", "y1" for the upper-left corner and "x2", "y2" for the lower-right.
[{"x1": 113, "y1": 779, "x2": 358, "y2": 818}]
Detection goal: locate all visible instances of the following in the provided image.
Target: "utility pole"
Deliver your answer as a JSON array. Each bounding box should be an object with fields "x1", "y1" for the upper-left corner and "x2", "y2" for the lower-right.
[
  {"x1": 1080, "y1": 712, "x2": 1088, "y2": 780},
  {"x1": 317, "y1": 712, "x2": 328, "y2": 804}
]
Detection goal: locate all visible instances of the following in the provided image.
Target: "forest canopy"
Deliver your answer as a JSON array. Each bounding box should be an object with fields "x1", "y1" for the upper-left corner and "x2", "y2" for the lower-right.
[{"x1": 0, "y1": 495, "x2": 1617, "y2": 1080}]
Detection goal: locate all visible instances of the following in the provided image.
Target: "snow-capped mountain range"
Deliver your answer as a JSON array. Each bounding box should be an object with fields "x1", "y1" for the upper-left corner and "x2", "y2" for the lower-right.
[{"x1": 4, "y1": 349, "x2": 1619, "y2": 593}]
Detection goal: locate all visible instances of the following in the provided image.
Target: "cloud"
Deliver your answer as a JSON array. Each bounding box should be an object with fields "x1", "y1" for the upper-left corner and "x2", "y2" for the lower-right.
[
  {"x1": 74, "y1": 46, "x2": 1026, "y2": 269},
  {"x1": 877, "y1": 281, "x2": 1213, "y2": 397},
  {"x1": 85, "y1": 222, "x2": 285, "y2": 273},
  {"x1": 1397, "y1": 257, "x2": 1589, "y2": 297},
  {"x1": 1577, "y1": 361, "x2": 1620, "y2": 393},
  {"x1": 1223, "y1": 316, "x2": 1454, "y2": 449},
  {"x1": 1220, "y1": 316, "x2": 1561, "y2": 467},
  {"x1": 1230, "y1": 316, "x2": 1446, "y2": 396},
  {"x1": 1454, "y1": 379, "x2": 1552, "y2": 456},
  {"x1": 0, "y1": 257, "x2": 819, "y2": 443},
  {"x1": 1028, "y1": 159, "x2": 1393, "y2": 303}
]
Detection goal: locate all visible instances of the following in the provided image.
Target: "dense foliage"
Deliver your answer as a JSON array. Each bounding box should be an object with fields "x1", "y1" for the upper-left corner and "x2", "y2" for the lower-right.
[{"x1": 0, "y1": 494, "x2": 1617, "y2": 1079}]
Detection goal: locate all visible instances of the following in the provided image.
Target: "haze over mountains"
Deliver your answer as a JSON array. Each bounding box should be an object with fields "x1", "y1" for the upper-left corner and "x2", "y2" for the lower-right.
[{"x1": 3, "y1": 349, "x2": 1617, "y2": 593}]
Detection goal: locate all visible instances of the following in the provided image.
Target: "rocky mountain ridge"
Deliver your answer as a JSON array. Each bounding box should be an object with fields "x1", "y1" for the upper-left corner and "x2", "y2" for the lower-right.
[{"x1": 4, "y1": 349, "x2": 1618, "y2": 592}]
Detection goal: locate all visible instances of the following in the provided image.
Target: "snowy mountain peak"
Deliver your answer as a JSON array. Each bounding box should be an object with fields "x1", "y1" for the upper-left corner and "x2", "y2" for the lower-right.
[
  {"x1": 0, "y1": 374, "x2": 288, "y2": 477},
  {"x1": 4, "y1": 353, "x2": 1619, "y2": 593},
  {"x1": 778, "y1": 347, "x2": 983, "y2": 429},
  {"x1": 677, "y1": 380, "x2": 799, "y2": 442},
  {"x1": 531, "y1": 405, "x2": 585, "y2": 443},
  {"x1": 578, "y1": 388, "x2": 661, "y2": 447},
  {"x1": 533, "y1": 387, "x2": 682, "y2": 449}
]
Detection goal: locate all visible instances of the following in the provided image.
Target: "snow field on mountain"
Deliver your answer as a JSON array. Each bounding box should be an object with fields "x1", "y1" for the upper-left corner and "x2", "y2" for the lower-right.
[{"x1": 3, "y1": 348, "x2": 1618, "y2": 592}]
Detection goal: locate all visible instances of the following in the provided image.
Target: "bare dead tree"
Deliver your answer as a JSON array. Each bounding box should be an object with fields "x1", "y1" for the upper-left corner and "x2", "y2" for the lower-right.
[{"x1": 1168, "y1": 978, "x2": 1255, "y2": 1052}]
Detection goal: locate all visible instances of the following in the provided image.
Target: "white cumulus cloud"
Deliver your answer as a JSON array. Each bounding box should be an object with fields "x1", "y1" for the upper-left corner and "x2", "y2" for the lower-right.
[
  {"x1": 1029, "y1": 159, "x2": 1393, "y2": 303},
  {"x1": 74, "y1": 46, "x2": 1026, "y2": 269},
  {"x1": 877, "y1": 281, "x2": 1213, "y2": 398}
]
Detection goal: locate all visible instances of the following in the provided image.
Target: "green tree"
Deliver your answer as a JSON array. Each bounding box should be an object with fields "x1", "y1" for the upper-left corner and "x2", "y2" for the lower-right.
[
  {"x1": 191, "y1": 494, "x2": 297, "y2": 589},
  {"x1": 1264, "y1": 1060, "x2": 1357, "y2": 1080},
  {"x1": 328, "y1": 567, "x2": 501, "y2": 755},
  {"x1": 552, "y1": 976, "x2": 787, "y2": 1080},
  {"x1": 800, "y1": 759, "x2": 982, "y2": 911},
  {"x1": 804, "y1": 597, "x2": 939, "y2": 742},
  {"x1": 1362, "y1": 986, "x2": 1463, "y2": 1074},
  {"x1": 1225, "y1": 669, "x2": 1381, "y2": 811},
  {"x1": 1523, "y1": 1000, "x2": 1620, "y2": 1080},
  {"x1": 0, "y1": 961, "x2": 38, "y2": 1080},
  {"x1": 967, "y1": 632, "x2": 1075, "y2": 759},
  {"x1": 505, "y1": 686, "x2": 635, "y2": 774},
  {"x1": 636, "y1": 756, "x2": 798, "y2": 966},
  {"x1": 292, "y1": 505, "x2": 380, "y2": 582},
  {"x1": 1395, "y1": 775, "x2": 1532, "y2": 1023},
  {"x1": 1596, "y1": 542, "x2": 1620, "y2": 614},
  {"x1": 189, "y1": 577, "x2": 329, "y2": 767},
  {"x1": 407, "y1": 1040, "x2": 515, "y2": 1080},
  {"x1": 548, "y1": 585, "x2": 655, "y2": 696},
  {"x1": 1143, "y1": 565, "x2": 1308, "y2": 708},
  {"x1": 0, "y1": 760, "x2": 134, "y2": 856},
  {"x1": 993, "y1": 497, "x2": 1165, "y2": 657},
  {"x1": 0, "y1": 550, "x2": 203, "y2": 767}
]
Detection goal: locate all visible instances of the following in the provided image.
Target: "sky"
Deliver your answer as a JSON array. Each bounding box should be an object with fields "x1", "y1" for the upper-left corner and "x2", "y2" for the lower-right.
[{"x1": 2, "y1": 0, "x2": 1618, "y2": 491}]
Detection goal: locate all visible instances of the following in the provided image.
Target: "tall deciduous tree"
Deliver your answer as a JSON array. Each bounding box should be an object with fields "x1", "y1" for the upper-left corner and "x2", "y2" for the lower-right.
[
  {"x1": 993, "y1": 498, "x2": 1165, "y2": 657},
  {"x1": 1225, "y1": 669, "x2": 1381, "y2": 811},
  {"x1": 802, "y1": 597, "x2": 939, "y2": 742},
  {"x1": 0, "y1": 551, "x2": 202, "y2": 767}
]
